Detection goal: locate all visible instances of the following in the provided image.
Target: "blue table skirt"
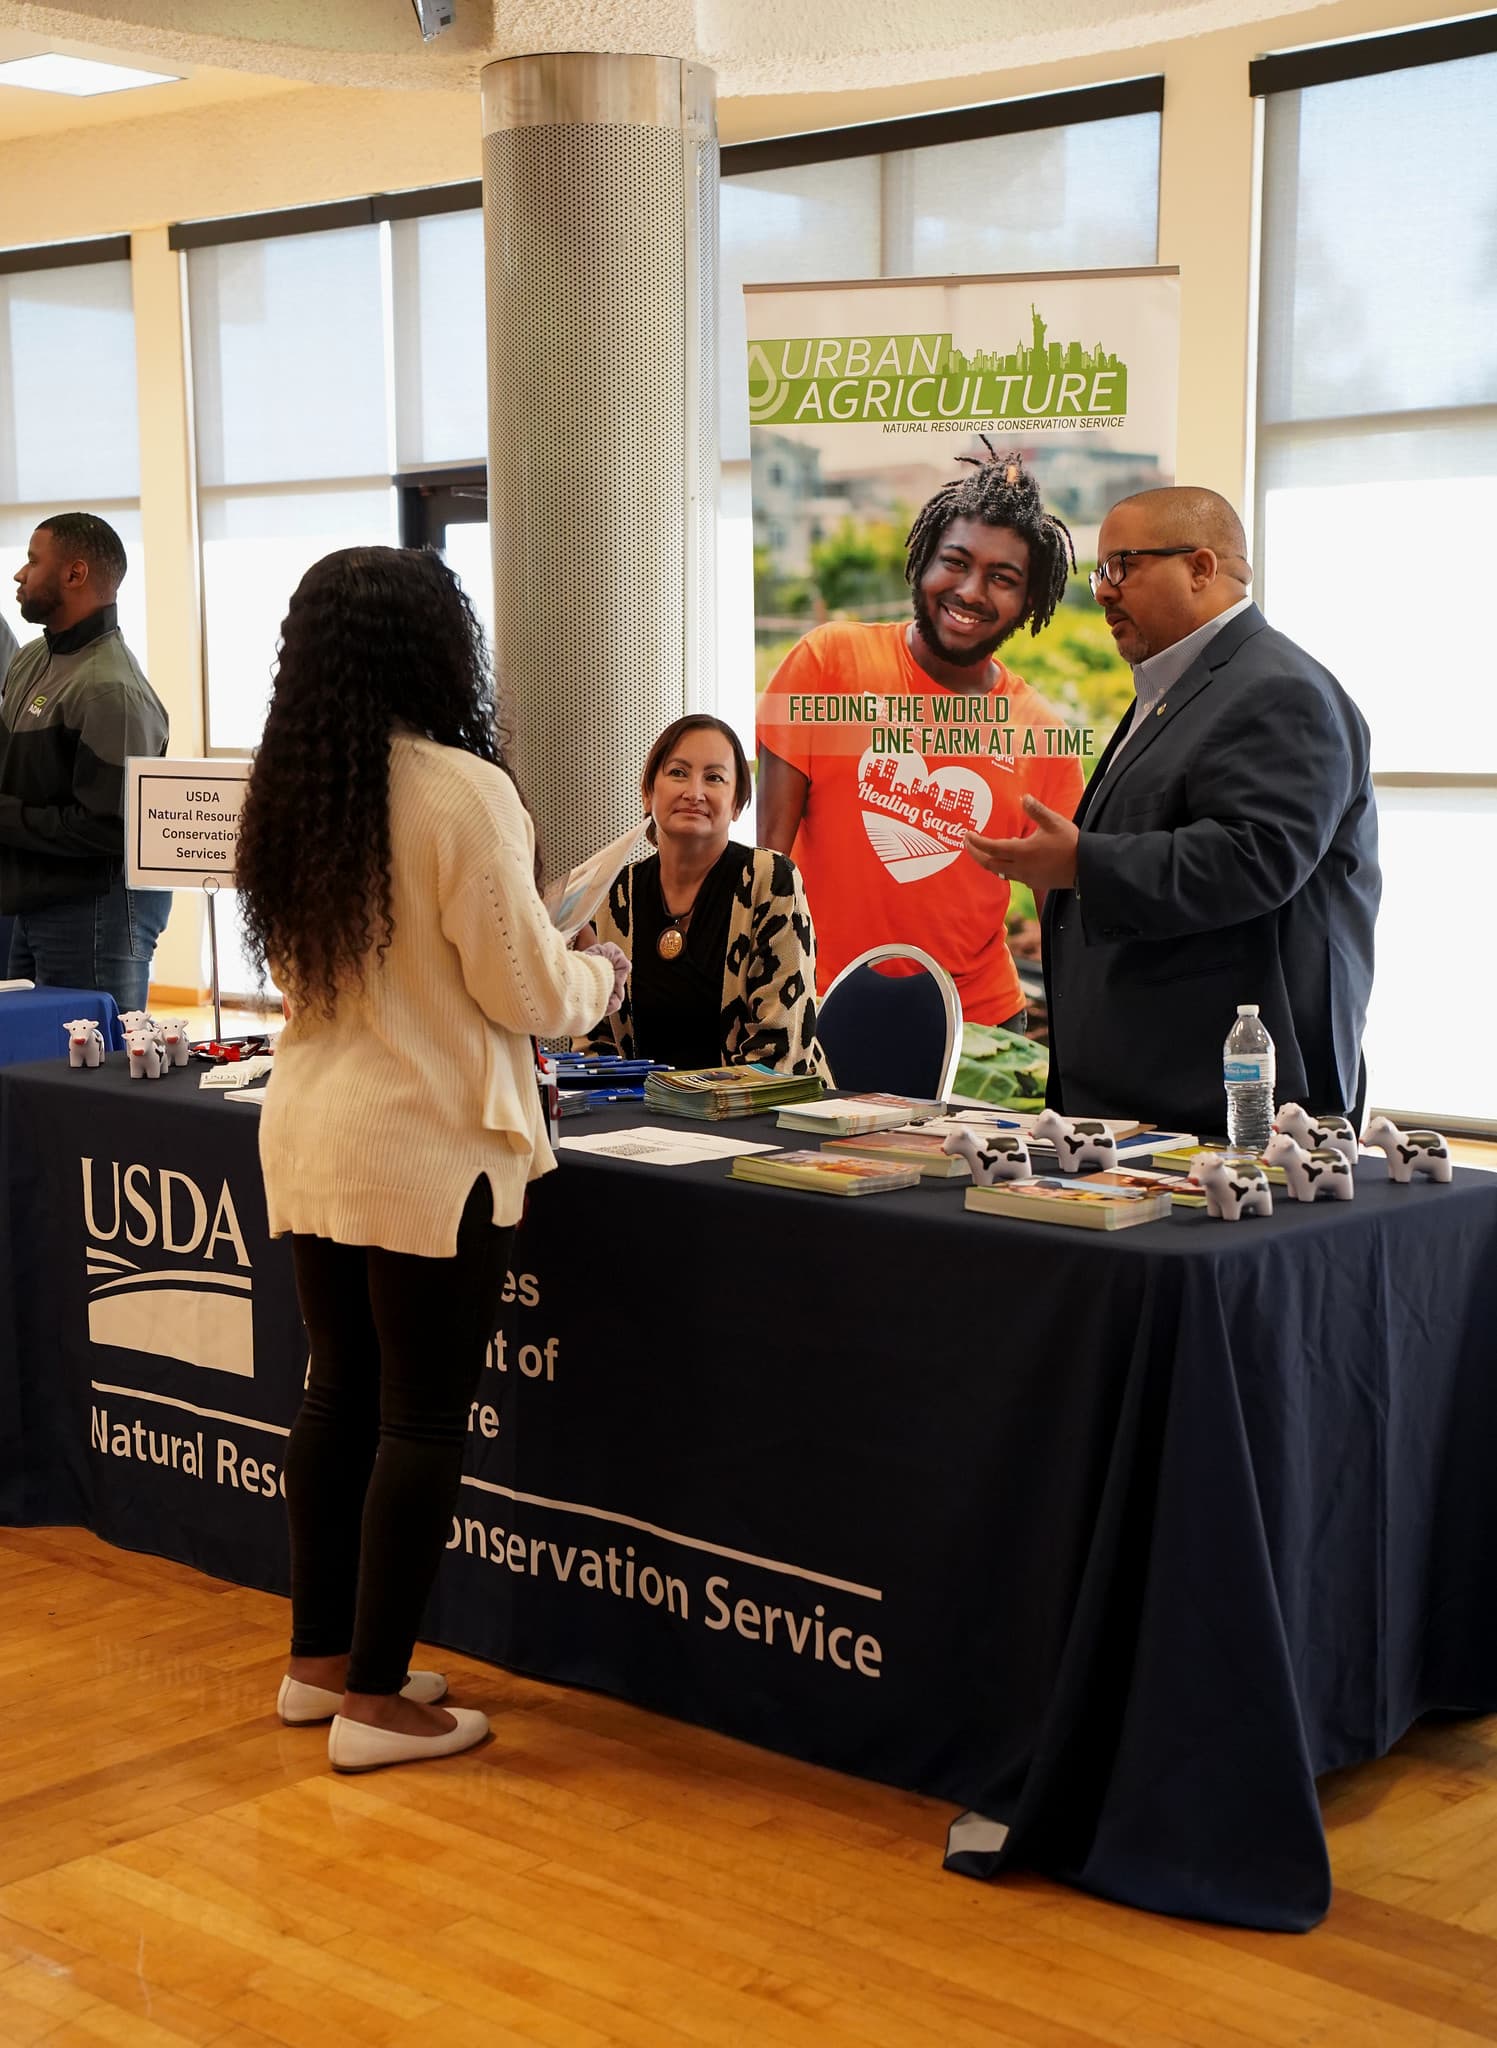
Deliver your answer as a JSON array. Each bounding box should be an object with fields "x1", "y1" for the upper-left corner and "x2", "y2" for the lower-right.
[{"x1": 0, "y1": 984, "x2": 125, "y2": 1067}]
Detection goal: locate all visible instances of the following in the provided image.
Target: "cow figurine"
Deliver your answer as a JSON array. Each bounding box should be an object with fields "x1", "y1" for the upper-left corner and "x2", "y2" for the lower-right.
[
  {"x1": 126, "y1": 1028, "x2": 168, "y2": 1080},
  {"x1": 941, "y1": 1128, "x2": 1033, "y2": 1184},
  {"x1": 1361, "y1": 1115, "x2": 1453, "y2": 1184},
  {"x1": 157, "y1": 1018, "x2": 193, "y2": 1068},
  {"x1": 1192, "y1": 1151, "x2": 1273, "y2": 1221},
  {"x1": 64, "y1": 1018, "x2": 106, "y2": 1069},
  {"x1": 1273, "y1": 1102, "x2": 1359, "y2": 1167},
  {"x1": 1262, "y1": 1130, "x2": 1355, "y2": 1202},
  {"x1": 119, "y1": 1010, "x2": 157, "y2": 1038},
  {"x1": 1031, "y1": 1108, "x2": 1119, "y2": 1174}
]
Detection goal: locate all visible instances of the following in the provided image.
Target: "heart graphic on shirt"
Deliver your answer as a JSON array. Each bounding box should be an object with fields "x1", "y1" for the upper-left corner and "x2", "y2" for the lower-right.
[{"x1": 857, "y1": 748, "x2": 993, "y2": 884}]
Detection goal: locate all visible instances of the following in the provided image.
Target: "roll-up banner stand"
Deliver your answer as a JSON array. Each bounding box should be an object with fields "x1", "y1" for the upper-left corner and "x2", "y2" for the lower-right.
[{"x1": 746, "y1": 269, "x2": 1179, "y2": 1075}]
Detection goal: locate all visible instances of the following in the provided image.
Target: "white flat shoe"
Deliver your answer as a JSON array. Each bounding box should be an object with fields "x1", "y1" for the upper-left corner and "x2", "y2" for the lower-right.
[
  {"x1": 277, "y1": 1669, "x2": 447, "y2": 1724},
  {"x1": 327, "y1": 1707, "x2": 490, "y2": 1773}
]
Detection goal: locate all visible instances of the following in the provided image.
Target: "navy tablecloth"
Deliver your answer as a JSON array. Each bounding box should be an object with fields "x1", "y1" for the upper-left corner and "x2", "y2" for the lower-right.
[
  {"x1": 2, "y1": 1059, "x2": 1496, "y2": 1931},
  {"x1": 0, "y1": 983, "x2": 124, "y2": 1067}
]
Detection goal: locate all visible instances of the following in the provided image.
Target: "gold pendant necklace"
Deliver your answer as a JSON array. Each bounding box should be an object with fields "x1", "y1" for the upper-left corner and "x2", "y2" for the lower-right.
[{"x1": 656, "y1": 888, "x2": 696, "y2": 961}]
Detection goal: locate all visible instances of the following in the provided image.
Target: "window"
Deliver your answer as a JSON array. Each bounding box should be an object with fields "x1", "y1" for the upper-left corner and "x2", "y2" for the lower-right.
[
  {"x1": 187, "y1": 226, "x2": 398, "y2": 754},
  {"x1": 391, "y1": 208, "x2": 487, "y2": 471},
  {"x1": 0, "y1": 250, "x2": 147, "y2": 666},
  {"x1": 1255, "y1": 28, "x2": 1497, "y2": 1124}
]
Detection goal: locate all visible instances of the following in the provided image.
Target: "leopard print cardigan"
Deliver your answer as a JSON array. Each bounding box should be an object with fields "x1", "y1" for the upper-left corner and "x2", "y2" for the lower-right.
[{"x1": 581, "y1": 846, "x2": 828, "y2": 1077}]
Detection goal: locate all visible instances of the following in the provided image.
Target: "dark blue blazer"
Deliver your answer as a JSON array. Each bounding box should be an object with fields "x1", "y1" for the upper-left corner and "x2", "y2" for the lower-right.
[{"x1": 1041, "y1": 604, "x2": 1380, "y2": 1138}]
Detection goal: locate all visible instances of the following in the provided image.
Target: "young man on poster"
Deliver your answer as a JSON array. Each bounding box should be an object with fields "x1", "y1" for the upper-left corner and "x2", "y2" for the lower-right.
[
  {"x1": 756, "y1": 450, "x2": 1083, "y2": 1029},
  {"x1": 963, "y1": 486, "x2": 1380, "y2": 1135}
]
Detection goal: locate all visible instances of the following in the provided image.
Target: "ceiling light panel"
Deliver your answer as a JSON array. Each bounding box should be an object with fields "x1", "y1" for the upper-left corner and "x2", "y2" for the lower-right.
[{"x1": 0, "y1": 55, "x2": 181, "y2": 97}]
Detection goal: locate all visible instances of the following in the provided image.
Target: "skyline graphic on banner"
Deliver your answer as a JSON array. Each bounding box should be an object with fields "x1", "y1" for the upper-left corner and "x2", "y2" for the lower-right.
[{"x1": 749, "y1": 306, "x2": 1130, "y2": 427}]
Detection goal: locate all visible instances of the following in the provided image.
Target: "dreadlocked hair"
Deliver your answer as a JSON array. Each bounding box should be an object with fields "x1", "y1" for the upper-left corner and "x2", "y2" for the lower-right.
[
  {"x1": 904, "y1": 441, "x2": 1076, "y2": 636},
  {"x1": 235, "y1": 545, "x2": 514, "y2": 1021}
]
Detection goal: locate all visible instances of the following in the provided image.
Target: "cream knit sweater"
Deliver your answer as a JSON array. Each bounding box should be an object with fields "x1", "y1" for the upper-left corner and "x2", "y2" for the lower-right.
[{"x1": 259, "y1": 733, "x2": 614, "y2": 1257}]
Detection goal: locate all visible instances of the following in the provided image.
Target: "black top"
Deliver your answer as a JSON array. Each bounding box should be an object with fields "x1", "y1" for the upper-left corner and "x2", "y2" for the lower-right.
[
  {"x1": 629, "y1": 841, "x2": 745, "y2": 1070},
  {"x1": 43, "y1": 604, "x2": 118, "y2": 657}
]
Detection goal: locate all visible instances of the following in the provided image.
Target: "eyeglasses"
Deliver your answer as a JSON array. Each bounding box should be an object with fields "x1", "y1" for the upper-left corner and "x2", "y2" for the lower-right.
[{"x1": 1087, "y1": 547, "x2": 1196, "y2": 598}]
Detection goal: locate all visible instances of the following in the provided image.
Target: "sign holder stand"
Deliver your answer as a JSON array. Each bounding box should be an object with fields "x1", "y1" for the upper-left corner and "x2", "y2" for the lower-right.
[
  {"x1": 202, "y1": 880, "x2": 223, "y2": 1044},
  {"x1": 125, "y1": 758, "x2": 252, "y2": 1049}
]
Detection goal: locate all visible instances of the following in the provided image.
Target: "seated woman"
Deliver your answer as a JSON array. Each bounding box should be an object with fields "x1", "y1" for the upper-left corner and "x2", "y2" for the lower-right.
[{"x1": 582, "y1": 714, "x2": 825, "y2": 1076}]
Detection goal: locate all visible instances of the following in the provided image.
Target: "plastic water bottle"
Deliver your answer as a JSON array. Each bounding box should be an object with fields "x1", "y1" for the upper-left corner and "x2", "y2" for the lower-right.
[{"x1": 1223, "y1": 1004, "x2": 1275, "y2": 1154}]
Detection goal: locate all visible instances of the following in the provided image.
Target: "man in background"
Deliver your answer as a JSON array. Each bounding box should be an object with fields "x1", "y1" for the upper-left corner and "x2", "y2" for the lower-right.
[
  {"x1": 757, "y1": 449, "x2": 1082, "y2": 1030},
  {"x1": 1, "y1": 513, "x2": 171, "y2": 1011},
  {"x1": 964, "y1": 486, "x2": 1380, "y2": 1135}
]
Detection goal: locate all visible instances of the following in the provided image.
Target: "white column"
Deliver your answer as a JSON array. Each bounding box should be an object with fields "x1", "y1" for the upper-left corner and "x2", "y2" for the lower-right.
[{"x1": 481, "y1": 54, "x2": 719, "y2": 877}]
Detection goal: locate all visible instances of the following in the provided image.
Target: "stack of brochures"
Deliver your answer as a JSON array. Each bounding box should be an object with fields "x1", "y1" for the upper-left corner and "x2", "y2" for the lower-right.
[
  {"x1": 729, "y1": 1149, "x2": 919, "y2": 1196},
  {"x1": 1149, "y1": 1143, "x2": 1287, "y2": 1185},
  {"x1": 822, "y1": 1129, "x2": 971, "y2": 1179},
  {"x1": 964, "y1": 1176, "x2": 1173, "y2": 1230},
  {"x1": 1073, "y1": 1166, "x2": 1208, "y2": 1207},
  {"x1": 645, "y1": 1065, "x2": 825, "y2": 1121},
  {"x1": 775, "y1": 1092, "x2": 945, "y2": 1136}
]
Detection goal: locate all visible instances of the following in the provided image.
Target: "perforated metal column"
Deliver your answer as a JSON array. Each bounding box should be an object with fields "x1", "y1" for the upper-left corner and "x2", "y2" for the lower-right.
[{"x1": 482, "y1": 55, "x2": 719, "y2": 880}]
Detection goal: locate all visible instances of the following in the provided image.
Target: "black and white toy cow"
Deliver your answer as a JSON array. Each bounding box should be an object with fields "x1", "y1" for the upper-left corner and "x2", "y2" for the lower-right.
[
  {"x1": 64, "y1": 1018, "x2": 106, "y2": 1069},
  {"x1": 1262, "y1": 1131, "x2": 1355, "y2": 1202},
  {"x1": 1361, "y1": 1116, "x2": 1453, "y2": 1184},
  {"x1": 1031, "y1": 1108, "x2": 1119, "y2": 1174},
  {"x1": 1273, "y1": 1102, "x2": 1359, "y2": 1167},
  {"x1": 941, "y1": 1128, "x2": 1033, "y2": 1185},
  {"x1": 1192, "y1": 1151, "x2": 1274, "y2": 1221}
]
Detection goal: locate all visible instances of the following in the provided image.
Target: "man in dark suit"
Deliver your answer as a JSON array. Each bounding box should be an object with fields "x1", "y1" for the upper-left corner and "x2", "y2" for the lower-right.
[{"x1": 963, "y1": 486, "x2": 1380, "y2": 1137}]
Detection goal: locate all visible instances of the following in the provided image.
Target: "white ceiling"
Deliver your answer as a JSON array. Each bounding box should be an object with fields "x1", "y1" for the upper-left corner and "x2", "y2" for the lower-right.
[
  {"x1": 0, "y1": 0, "x2": 1354, "y2": 111},
  {"x1": 0, "y1": 19, "x2": 300, "y2": 144}
]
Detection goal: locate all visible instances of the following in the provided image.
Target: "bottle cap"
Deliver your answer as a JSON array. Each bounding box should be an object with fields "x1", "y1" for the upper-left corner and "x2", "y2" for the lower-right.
[{"x1": 1237, "y1": 1004, "x2": 1259, "y2": 1015}]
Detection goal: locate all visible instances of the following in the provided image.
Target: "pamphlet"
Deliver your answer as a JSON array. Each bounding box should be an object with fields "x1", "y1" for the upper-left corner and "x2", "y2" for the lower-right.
[
  {"x1": 822, "y1": 1129, "x2": 971, "y2": 1179},
  {"x1": 964, "y1": 1176, "x2": 1173, "y2": 1230},
  {"x1": 645, "y1": 1065, "x2": 825, "y2": 1120},
  {"x1": 199, "y1": 1057, "x2": 275, "y2": 1090},
  {"x1": 543, "y1": 822, "x2": 646, "y2": 940},
  {"x1": 1076, "y1": 1166, "x2": 1208, "y2": 1207},
  {"x1": 776, "y1": 1092, "x2": 946, "y2": 1136},
  {"x1": 730, "y1": 1149, "x2": 920, "y2": 1197},
  {"x1": 559, "y1": 1126, "x2": 775, "y2": 1167},
  {"x1": 1151, "y1": 1144, "x2": 1286, "y2": 1185}
]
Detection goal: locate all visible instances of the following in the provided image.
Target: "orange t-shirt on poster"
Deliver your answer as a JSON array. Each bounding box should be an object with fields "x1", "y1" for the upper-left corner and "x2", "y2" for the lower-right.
[{"x1": 757, "y1": 620, "x2": 1085, "y2": 1026}]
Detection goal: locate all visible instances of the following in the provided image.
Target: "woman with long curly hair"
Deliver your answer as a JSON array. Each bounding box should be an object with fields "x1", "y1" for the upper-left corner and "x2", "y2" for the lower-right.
[{"x1": 237, "y1": 545, "x2": 626, "y2": 1773}]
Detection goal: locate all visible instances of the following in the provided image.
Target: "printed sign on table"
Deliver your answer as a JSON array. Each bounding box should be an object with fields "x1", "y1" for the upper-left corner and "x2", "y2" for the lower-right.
[{"x1": 125, "y1": 756, "x2": 251, "y2": 888}]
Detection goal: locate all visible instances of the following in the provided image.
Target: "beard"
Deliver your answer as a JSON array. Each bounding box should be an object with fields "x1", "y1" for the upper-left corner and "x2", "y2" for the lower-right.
[
  {"x1": 18, "y1": 586, "x2": 60, "y2": 626},
  {"x1": 912, "y1": 591, "x2": 1020, "y2": 670}
]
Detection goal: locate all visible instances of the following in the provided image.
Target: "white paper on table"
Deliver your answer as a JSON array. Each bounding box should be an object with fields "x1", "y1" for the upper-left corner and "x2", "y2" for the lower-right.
[
  {"x1": 558, "y1": 1126, "x2": 777, "y2": 1167},
  {"x1": 198, "y1": 1057, "x2": 275, "y2": 1089},
  {"x1": 225, "y1": 1086, "x2": 270, "y2": 1105},
  {"x1": 543, "y1": 822, "x2": 647, "y2": 941}
]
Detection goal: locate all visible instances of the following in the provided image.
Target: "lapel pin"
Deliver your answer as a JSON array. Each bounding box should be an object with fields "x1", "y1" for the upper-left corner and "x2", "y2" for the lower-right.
[{"x1": 1155, "y1": 702, "x2": 1168, "y2": 716}]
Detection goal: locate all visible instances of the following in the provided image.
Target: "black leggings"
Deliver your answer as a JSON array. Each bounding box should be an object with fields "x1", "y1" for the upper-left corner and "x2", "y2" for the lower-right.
[{"x1": 285, "y1": 1181, "x2": 514, "y2": 1695}]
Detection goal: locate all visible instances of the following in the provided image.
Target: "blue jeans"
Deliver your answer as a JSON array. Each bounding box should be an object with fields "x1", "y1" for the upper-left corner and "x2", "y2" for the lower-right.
[{"x1": 7, "y1": 877, "x2": 172, "y2": 1013}]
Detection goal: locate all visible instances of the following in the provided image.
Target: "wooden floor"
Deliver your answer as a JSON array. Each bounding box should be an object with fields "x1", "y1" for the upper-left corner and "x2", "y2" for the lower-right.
[{"x1": 4, "y1": 1530, "x2": 1497, "y2": 2047}]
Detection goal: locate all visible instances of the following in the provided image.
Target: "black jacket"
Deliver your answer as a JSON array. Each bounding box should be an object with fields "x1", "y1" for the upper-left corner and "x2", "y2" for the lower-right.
[{"x1": 1042, "y1": 604, "x2": 1380, "y2": 1136}]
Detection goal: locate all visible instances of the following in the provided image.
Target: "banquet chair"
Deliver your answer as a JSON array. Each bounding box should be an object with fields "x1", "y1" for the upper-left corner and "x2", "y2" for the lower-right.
[{"x1": 815, "y1": 944, "x2": 962, "y2": 1099}]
